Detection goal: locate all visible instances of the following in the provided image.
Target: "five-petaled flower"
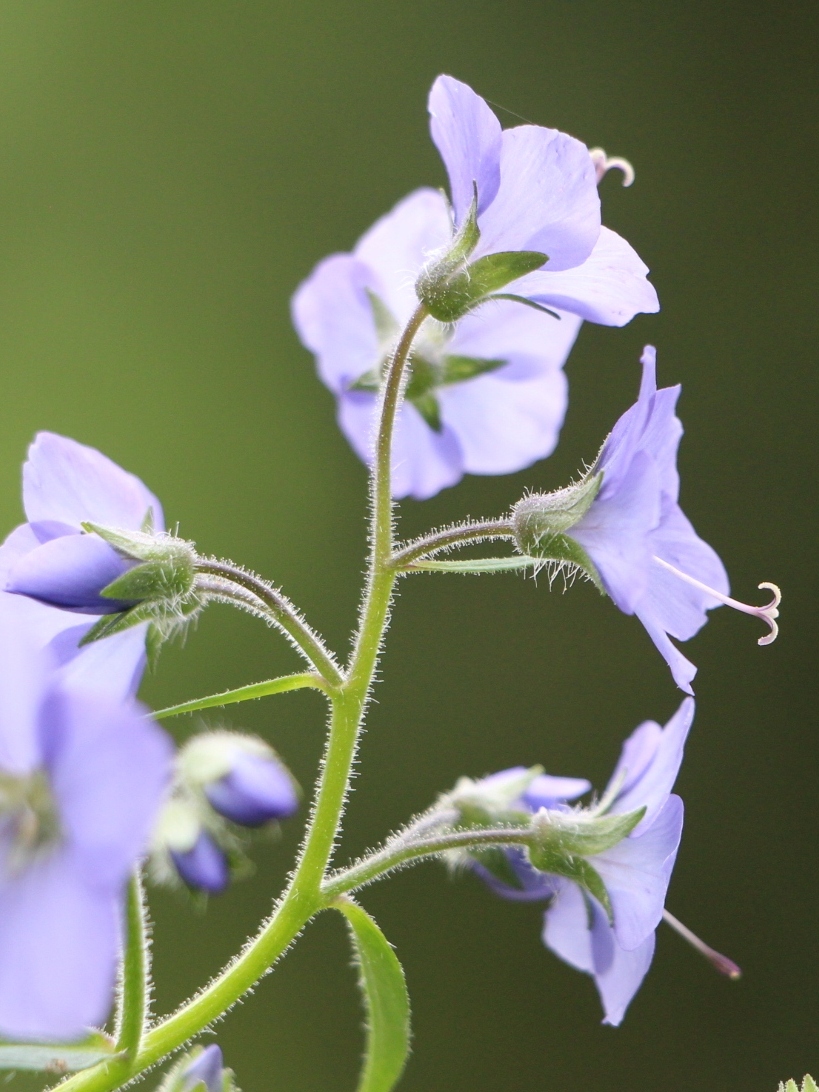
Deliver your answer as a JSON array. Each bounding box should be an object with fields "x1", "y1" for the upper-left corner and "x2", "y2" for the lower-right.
[
  {"x1": 292, "y1": 74, "x2": 658, "y2": 499},
  {"x1": 470, "y1": 698, "x2": 692, "y2": 1025},
  {"x1": 0, "y1": 597, "x2": 171, "y2": 1040},
  {"x1": 0, "y1": 432, "x2": 166, "y2": 699}
]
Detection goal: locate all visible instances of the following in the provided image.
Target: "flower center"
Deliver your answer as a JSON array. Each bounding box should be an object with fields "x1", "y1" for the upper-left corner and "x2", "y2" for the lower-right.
[{"x1": 0, "y1": 769, "x2": 61, "y2": 872}]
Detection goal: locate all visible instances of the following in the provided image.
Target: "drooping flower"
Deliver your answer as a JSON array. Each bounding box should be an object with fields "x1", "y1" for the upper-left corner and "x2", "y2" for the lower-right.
[
  {"x1": 467, "y1": 699, "x2": 692, "y2": 1025},
  {"x1": 513, "y1": 346, "x2": 780, "y2": 692},
  {"x1": 292, "y1": 75, "x2": 658, "y2": 500},
  {"x1": 0, "y1": 597, "x2": 172, "y2": 1041},
  {"x1": 0, "y1": 433, "x2": 167, "y2": 697}
]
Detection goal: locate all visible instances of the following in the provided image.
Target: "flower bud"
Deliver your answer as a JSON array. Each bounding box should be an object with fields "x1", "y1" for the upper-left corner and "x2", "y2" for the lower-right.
[
  {"x1": 179, "y1": 732, "x2": 299, "y2": 829},
  {"x1": 152, "y1": 797, "x2": 229, "y2": 895},
  {"x1": 158, "y1": 1044, "x2": 239, "y2": 1092}
]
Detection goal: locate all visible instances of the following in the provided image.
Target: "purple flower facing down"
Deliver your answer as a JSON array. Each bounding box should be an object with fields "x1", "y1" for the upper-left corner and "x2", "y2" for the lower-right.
[
  {"x1": 0, "y1": 433, "x2": 167, "y2": 698},
  {"x1": 181, "y1": 1045, "x2": 224, "y2": 1092},
  {"x1": 472, "y1": 699, "x2": 692, "y2": 1025},
  {"x1": 292, "y1": 76, "x2": 658, "y2": 500},
  {"x1": 204, "y1": 750, "x2": 298, "y2": 828},
  {"x1": 0, "y1": 598, "x2": 172, "y2": 1041},
  {"x1": 565, "y1": 346, "x2": 779, "y2": 693}
]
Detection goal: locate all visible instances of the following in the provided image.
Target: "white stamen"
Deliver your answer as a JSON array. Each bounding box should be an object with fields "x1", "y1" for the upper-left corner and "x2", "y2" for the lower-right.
[
  {"x1": 652, "y1": 556, "x2": 781, "y2": 645},
  {"x1": 663, "y1": 909, "x2": 741, "y2": 979},
  {"x1": 588, "y1": 147, "x2": 635, "y2": 187}
]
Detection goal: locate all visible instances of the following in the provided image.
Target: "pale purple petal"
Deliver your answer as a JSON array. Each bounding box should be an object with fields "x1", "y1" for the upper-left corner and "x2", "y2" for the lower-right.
[
  {"x1": 450, "y1": 297, "x2": 582, "y2": 365},
  {"x1": 591, "y1": 914, "x2": 656, "y2": 1027},
  {"x1": 572, "y1": 451, "x2": 661, "y2": 613},
  {"x1": 354, "y1": 188, "x2": 453, "y2": 320},
  {"x1": 23, "y1": 433, "x2": 163, "y2": 532},
  {"x1": 542, "y1": 880, "x2": 595, "y2": 973},
  {"x1": 6, "y1": 534, "x2": 132, "y2": 613},
  {"x1": 511, "y1": 227, "x2": 659, "y2": 326},
  {"x1": 437, "y1": 366, "x2": 568, "y2": 475},
  {"x1": 47, "y1": 689, "x2": 172, "y2": 888},
  {"x1": 428, "y1": 75, "x2": 502, "y2": 225},
  {"x1": 0, "y1": 850, "x2": 119, "y2": 1041},
  {"x1": 608, "y1": 699, "x2": 694, "y2": 834},
  {"x1": 475, "y1": 126, "x2": 600, "y2": 269},
  {"x1": 338, "y1": 393, "x2": 463, "y2": 500},
  {"x1": 0, "y1": 598, "x2": 51, "y2": 774},
  {"x1": 594, "y1": 795, "x2": 684, "y2": 951},
  {"x1": 53, "y1": 624, "x2": 149, "y2": 702},
  {"x1": 523, "y1": 774, "x2": 591, "y2": 810},
  {"x1": 172, "y1": 832, "x2": 229, "y2": 894},
  {"x1": 646, "y1": 504, "x2": 730, "y2": 639},
  {"x1": 634, "y1": 605, "x2": 698, "y2": 694},
  {"x1": 473, "y1": 849, "x2": 560, "y2": 903},
  {"x1": 291, "y1": 254, "x2": 381, "y2": 392}
]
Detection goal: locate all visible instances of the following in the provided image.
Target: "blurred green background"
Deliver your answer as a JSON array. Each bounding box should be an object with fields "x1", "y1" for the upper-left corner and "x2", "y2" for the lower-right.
[{"x1": 0, "y1": 2, "x2": 815, "y2": 1089}]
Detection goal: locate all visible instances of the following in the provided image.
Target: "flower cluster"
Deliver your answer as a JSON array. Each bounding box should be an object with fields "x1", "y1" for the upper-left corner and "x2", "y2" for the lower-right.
[{"x1": 293, "y1": 75, "x2": 658, "y2": 499}]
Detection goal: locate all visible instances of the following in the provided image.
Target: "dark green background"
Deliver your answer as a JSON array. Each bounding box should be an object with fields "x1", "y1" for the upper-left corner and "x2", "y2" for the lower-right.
[{"x1": 0, "y1": 3, "x2": 815, "y2": 1089}]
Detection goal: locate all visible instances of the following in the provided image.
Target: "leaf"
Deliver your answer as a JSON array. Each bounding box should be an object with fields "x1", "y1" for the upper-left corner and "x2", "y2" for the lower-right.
[
  {"x1": 335, "y1": 898, "x2": 411, "y2": 1092},
  {"x1": 0, "y1": 1032, "x2": 116, "y2": 1073}
]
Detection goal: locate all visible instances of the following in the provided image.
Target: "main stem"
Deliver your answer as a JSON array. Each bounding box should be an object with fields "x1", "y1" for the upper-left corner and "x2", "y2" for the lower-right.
[{"x1": 54, "y1": 305, "x2": 429, "y2": 1092}]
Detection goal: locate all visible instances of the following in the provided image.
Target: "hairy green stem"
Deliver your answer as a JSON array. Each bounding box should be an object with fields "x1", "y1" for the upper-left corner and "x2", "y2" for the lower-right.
[
  {"x1": 195, "y1": 560, "x2": 344, "y2": 688},
  {"x1": 391, "y1": 518, "x2": 515, "y2": 568},
  {"x1": 54, "y1": 304, "x2": 429, "y2": 1092},
  {"x1": 321, "y1": 827, "x2": 534, "y2": 900},
  {"x1": 153, "y1": 673, "x2": 325, "y2": 720},
  {"x1": 115, "y1": 874, "x2": 150, "y2": 1059}
]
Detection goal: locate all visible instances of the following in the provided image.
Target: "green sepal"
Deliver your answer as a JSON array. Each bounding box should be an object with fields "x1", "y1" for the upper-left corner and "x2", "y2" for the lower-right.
[
  {"x1": 487, "y1": 293, "x2": 561, "y2": 319},
  {"x1": 335, "y1": 898, "x2": 411, "y2": 1092},
  {"x1": 511, "y1": 474, "x2": 605, "y2": 591},
  {"x1": 81, "y1": 522, "x2": 163, "y2": 561},
  {"x1": 366, "y1": 288, "x2": 400, "y2": 344},
  {"x1": 101, "y1": 557, "x2": 194, "y2": 602},
  {"x1": 79, "y1": 602, "x2": 158, "y2": 646},
  {"x1": 0, "y1": 1032, "x2": 115, "y2": 1072},
  {"x1": 440, "y1": 354, "x2": 506, "y2": 383},
  {"x1": 532, "y1": 806, "x2": 646, "y2": 859},
  {"x1": 410, "y1": 390, "x2": 442, "y2": 431},
  {"x1": 468, "y1": 845, "x2": 528, "y2": 889},
  {"x1": 780, "y1": 1079, "x2": 819, "y2": 1092},
  {"x1": 146, "y1": 623, "x2": 164, "y2": 672},
  {"x1": 419, "y1": 249, "x2": 547, "y2": 323}
]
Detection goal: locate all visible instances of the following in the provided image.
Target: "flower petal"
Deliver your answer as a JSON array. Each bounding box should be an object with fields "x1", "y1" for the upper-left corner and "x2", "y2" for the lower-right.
[
  {"x1": 0, "y1": 850, "x2": 118, "y2": 1041},
  {"x1": 511, "y1": 227, "x2": 659, "y2": 326},
  {"x1": 475, "y1": 125, "x2": 600, "y2": 269},
  {"x1": 47, "y1": 689, "x2": 172, "y2": 889},
  {"x1": 608, "y1": 698, "x2": 694, "y2": 834},
  {"x1": 523, "y1": 774, "x2": 592, "y2": 809},
  {"x1": 438, "y1": 364, "x2": 568, "y2": 475},
  {"x1": 542, "y1": 880, "x2": 595, "y2": 973},
  {"x1": 428, "y1": 75, "x2": 502, "y2": 226},
  {"x1": 633, "y1": 604, "x2": 698, "y2": 694},
  {"x1": 594, "y1": 794, "x2": 684, "y2": 951},
  {"x1": 6, "y1": 534, "x2": 132, "y2": 613},
  {"x1": 23, "y1": 433, "x2": 163, "y2": 532},
  {"x1": 52, "y1": 624, "x2": 149, "y2": 702},
  {"x1": 291, "y1": 253, "x2": 381, "y2": 393},
  {"x1": 0, "y1": 597, "x2": 51, "y2": 774},
  {"x1": 355, "y1": 188, "x2": 454, "y2": 321},
  {"x1": 337, "y1": 392, "x2": 463, "y2": 500},
  {"x1": 450, "y1": 296, "x2": 582, "y2": 372}
]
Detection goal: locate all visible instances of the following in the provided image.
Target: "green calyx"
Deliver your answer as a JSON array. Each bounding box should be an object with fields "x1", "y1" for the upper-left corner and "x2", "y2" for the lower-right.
[
  {"x1": 511, "y1": 474, "x2": 605, "y2": 591},
  {"x1": 527, "y1": 806, "x2": 645, "y2": 921},
  {"x1": 78, "y1": 523, "x2": 202, "y2": 651},
  {"x1": 414, "y1": 187, "x2": 548, "y2": 323}
]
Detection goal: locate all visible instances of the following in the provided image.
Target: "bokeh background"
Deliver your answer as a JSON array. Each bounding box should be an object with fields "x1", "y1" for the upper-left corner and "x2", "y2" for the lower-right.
[{"x1": 0, "y1": 3, "x2": 816, "y2": 1089}]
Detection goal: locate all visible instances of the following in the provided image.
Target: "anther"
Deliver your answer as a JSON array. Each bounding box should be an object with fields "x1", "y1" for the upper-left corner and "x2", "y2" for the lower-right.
[
  {"x1": 663, "y1": 909, "x2": 741, "y2": 979},
  {"x1": 653, "y1": 557, "x2": 781, "y2": 645},
  {"x1": 588, "y1": 148, "x2": 635, "y2": 187}
]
